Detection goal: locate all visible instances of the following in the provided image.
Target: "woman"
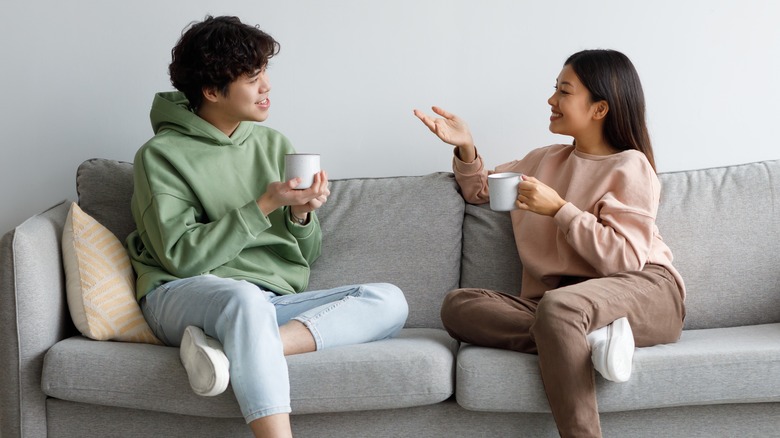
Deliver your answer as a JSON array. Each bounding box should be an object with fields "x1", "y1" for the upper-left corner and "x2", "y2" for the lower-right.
[{"x1": 414, "y1": 49, "x2": 685, "y2": 437}]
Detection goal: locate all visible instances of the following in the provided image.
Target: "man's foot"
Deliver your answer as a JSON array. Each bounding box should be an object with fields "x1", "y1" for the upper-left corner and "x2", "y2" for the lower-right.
[
  {"x1": 179, "y1": 326, "x2": 230, "y2": 396},
  {"x1": 586, "y1": 317, "x2": 634, "y2": 383}
]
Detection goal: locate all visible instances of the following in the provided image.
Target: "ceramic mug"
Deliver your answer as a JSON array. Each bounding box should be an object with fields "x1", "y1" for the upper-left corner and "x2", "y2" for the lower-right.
[
  {"x1": 284, "y1": 154, "x2": 321, "y2": 189},
  {"x1": 488, "y1": 172, "x2": 522, "y2": 211}
]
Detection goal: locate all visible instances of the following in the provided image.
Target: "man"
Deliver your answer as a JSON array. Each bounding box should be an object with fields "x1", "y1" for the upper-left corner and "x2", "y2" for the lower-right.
[{"x1": 126, "y1": 16, "x2": 408, "y2": 437}]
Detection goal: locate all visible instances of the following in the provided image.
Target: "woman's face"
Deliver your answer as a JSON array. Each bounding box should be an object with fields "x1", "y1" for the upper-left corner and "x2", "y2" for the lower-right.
[{"x1": 547, "y1": 65, "x2": 603, "y2": 140}]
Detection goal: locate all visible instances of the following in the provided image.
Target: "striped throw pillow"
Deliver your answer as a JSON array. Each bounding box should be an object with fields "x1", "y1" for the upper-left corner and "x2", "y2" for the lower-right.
[{"x1": 62, "y1": 202, "x2": 161, "y2": 344}]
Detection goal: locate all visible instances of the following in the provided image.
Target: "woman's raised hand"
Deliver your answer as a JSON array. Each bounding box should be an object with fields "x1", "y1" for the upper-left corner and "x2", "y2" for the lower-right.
[{"x1": 414, "y1": 106, "x2": 476, "y2": 162}]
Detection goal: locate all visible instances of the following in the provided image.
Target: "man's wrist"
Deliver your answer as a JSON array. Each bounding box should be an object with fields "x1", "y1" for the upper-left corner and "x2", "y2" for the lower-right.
[
  {"x1": 290, "y1": 209, "x2": 309, "y2": 225},
  {"x1": 257, "y1": 193, "x2": 280, "y2": 217}
]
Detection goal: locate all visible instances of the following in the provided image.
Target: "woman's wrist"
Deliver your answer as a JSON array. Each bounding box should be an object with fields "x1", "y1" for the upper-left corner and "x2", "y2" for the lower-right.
[{"x1": 455, "y1": 144, "x2": 477, "y2": 163}]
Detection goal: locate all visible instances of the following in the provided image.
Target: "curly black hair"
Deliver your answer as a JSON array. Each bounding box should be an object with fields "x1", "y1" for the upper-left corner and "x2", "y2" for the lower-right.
[{"x1": 169, "y1": 16, "x2": 280, "y2": 111}]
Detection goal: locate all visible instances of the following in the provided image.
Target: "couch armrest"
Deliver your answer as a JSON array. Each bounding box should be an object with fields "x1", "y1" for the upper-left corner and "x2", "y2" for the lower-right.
[{"x1": 0, "y1": 200, "x2": 73, "y2": 438}]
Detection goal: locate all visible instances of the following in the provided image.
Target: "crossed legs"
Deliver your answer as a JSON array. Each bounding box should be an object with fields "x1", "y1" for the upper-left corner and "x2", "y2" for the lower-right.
[
  {"x1": 440, "y1": 264, "x2": 684, "y2": 438},
  {"x1": 141, "y1": 276, "x2": 408, "y2": 438}
]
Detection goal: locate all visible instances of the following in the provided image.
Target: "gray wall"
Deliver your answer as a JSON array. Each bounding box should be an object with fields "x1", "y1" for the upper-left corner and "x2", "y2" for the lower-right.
[{"x1": 2, "y1": 0, "x2": 779, "y2": 234}]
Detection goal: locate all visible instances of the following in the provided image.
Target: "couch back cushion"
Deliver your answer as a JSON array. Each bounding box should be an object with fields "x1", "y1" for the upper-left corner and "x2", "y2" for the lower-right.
[
  {"x1": 459, "y1": 203, "x2": 523, "y2": 295},
  {"x1": 76, "y1": 159, "x2": 136, "y2": 243},
  {"x1": 657, "y1": 159, "x2": 780, "y2": 329},
  {"x1": 76, "y1": 159, "x2": 464, "y2": 329},
  {"x1": 308, "y1": 173, "x2": 464, "y2": 328},
  {"x1": 459, "y1": 159, "x2": 780, "y2": 331},
  {"x1": 78, "y1": 158, "x2": 780, "y2": 331}
]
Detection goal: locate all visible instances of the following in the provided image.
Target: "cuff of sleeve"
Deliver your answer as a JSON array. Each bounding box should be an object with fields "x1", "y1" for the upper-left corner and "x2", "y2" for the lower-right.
[
  {"x1": 452, "y1": 148, "x2": 484, "y2": 175},
  {"x1": 240, "y1": 200, "x2": 272, "y2": 237},
  {"x1": 554, "y1": 202, "x2": 580, "y2": 234},
  {"x1": 286, "y1": 208, "x2": 318, "y2": 239}
]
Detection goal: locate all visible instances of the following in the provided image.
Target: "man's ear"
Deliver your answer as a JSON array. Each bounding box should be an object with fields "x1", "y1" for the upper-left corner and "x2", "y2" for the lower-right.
[
  {"x1": 593, "y1": 100, "x2": 609, "y2": 120},
  {"x1": 202, "y1": 86, "x2": 220, "y2": 103}
]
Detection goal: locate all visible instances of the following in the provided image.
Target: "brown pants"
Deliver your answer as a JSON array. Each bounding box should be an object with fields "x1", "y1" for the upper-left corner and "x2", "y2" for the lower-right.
[{"x1": 440, "y1": 264, "x2": 685, "y2": 438}]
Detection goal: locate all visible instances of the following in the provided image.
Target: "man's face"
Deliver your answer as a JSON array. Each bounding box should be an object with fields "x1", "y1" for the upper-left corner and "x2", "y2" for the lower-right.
[{"x1": 216, "y1": 67, "x2": 272, "y2": 124}]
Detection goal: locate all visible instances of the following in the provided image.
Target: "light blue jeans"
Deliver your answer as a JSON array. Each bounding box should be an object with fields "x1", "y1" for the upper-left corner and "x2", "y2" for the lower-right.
[{"x1": 140, "y1": 274, "x2": 408, "y2": 423}]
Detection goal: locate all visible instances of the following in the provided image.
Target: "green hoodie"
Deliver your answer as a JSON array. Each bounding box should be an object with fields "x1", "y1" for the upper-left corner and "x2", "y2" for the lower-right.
[{"x1": 126, "y1": 91, "x2": 321, "y2": 300}]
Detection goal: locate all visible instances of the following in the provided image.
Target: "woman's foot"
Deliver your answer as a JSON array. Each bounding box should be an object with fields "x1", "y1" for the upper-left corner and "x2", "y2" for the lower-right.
[
  {"x1": 586, "y1": 317, "x2": 634, "y2": 383},
  {"x1": 179, "y1": 325, "x2": 230, "y2": 396}
]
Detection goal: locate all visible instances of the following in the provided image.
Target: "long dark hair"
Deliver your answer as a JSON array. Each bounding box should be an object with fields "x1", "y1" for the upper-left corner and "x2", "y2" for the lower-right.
[{"x1": 565, "y1": 50, "x2": 655, "y2": 172}]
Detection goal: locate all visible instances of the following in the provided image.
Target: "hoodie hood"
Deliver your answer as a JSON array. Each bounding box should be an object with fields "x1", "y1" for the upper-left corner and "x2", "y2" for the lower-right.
[{"x1": 149, "y1": 91, "x2": 253, "y2": 146}]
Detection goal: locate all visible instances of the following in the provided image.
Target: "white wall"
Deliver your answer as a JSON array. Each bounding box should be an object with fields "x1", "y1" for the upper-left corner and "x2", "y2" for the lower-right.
[{"x1": 2, "y1": 0, "x2": 778, "y2": 235}]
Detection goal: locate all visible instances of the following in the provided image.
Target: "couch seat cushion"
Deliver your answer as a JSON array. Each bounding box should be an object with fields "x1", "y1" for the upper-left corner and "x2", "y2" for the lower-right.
[
  {"x1": 456, "y1": 323, "x2": 780, "y2": 413},
  {"x1": 42, "y1": 328, "x2": 456, "y2": 417}
]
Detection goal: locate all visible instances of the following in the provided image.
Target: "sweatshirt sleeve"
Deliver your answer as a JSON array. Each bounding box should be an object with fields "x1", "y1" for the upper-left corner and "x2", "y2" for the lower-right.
[
  {"x1": 452, "y1": 146, "x2": 543, "y2": 205},
  {"x1": 553, "y1": 161, "x2": 660, "y2": 276},
  {"x1": 284, "y1": 207, "x2": 322, "y2": 264},
  {"x1": 453, "y1": 147, "x2": 526, "y2": 205},
  {"x1": 452, "y1": 148, "x2": 491, "y2": 205}
]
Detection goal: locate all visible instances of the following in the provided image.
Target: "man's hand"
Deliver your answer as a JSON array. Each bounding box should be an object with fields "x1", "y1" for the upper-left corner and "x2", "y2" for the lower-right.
[{"x1": 257, "y1": 171, "x2": 330, "y2": 217}]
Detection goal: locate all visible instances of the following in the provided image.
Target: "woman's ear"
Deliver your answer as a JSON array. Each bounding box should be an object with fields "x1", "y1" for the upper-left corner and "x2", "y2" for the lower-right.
[{"x1": 593, "y1": 100, "x2": 609, "y2": 120}]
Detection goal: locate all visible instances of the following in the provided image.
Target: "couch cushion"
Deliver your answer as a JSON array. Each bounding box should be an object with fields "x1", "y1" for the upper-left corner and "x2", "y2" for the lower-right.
[
  {"x1": 455, "y1": 323, "x2": 780, "y2": 413},
  {"x1": 459, "y1": 203, "x2": 523, "y2": 294},
  {"x1": 656, "y1": 159, "x2": 780, "y2": 329},
  {"x1": 75, "y1": 158, "x2": 464, "y2": 329},
  {"x1": 309, "y1": 173, "x2": 464, "y2": 328},
  {"x1": 458, "y1": 159, "x2": 780, "y2": 330},
  {"x1": 61, "y1": 202, "x2": 160, "y2": 344},
  {"x1": 76, "y1": 159, "x2": 135, "y2": 243},
  {"x1": 42, "y1": 328, "x2": 457, "y2": 417}
]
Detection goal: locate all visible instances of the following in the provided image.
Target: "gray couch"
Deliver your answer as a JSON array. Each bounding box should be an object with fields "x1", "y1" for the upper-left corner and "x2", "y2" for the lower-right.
[{"x1": 2, "y1": 157, "x2": 780, "y2": 437}]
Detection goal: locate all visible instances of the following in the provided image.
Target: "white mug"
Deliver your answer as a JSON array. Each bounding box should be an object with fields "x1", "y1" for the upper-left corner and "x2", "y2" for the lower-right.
[
  {"x1": 488, "y1": 172, "x2": 522, "y2": 211},
  {"x1": 284, "y1": 154, "x2": 321, "y2": 189}
]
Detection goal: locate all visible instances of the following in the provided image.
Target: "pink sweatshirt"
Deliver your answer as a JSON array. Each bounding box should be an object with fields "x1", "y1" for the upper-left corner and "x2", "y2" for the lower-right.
[{"x1": 454, "y1": 144, "x2": 685, "y2": 301}]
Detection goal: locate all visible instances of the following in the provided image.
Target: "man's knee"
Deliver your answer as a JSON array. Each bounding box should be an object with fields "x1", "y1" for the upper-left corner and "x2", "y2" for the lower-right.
[
  {"x1": 219, "y1": 281, "x2": 275, "y2": 321},
  {"x1": 363, "y1": 283, "x2": 409, "y2": 328}
]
